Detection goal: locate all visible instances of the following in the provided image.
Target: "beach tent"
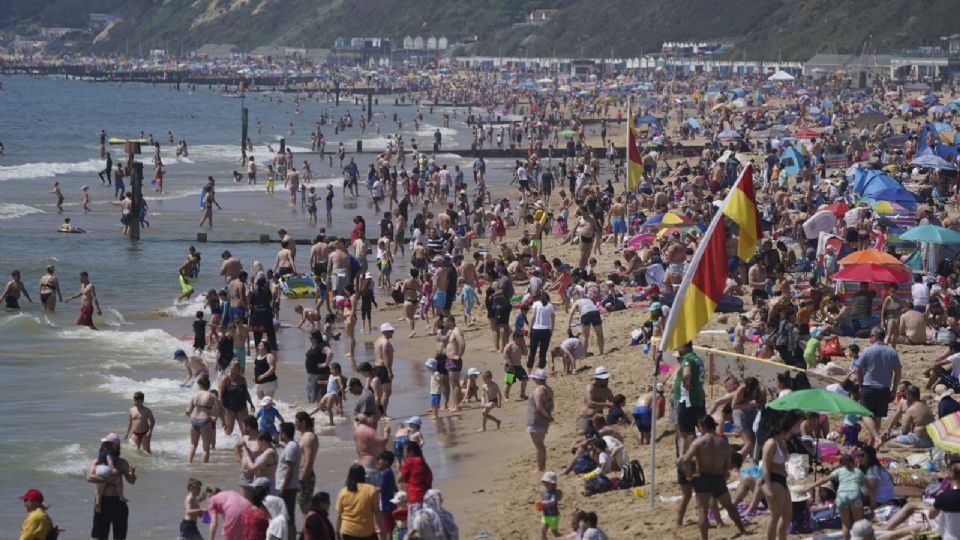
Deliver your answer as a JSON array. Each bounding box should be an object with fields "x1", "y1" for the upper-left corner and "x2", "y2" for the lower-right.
[
  {"x1": 779, "y1": 145, "x2": 806, "y2": 176},
  {"x1": 633, "y1": 115, "x2": 662, "y2": 131},
  {"x1": 850, "y1": 169, "x2": 903, "y2": 197},
  {"x1": 768, "y1": 70, "x2": 794, "y2": 82},
  {"x1": 917, "y1": 122, "x2": 960, "y2": 162}
]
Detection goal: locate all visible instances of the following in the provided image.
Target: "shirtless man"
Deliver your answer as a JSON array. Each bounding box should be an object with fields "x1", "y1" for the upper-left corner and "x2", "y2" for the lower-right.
[
  {"x1": 444, "y1": 316, "x2": 467, "y2": 411},
  {"x1": 401, "y1": 269, "x2": 420, "y2": 338},
  {"x1": 577, "y1": 368, "x2": 615, "y2": 435},
  {"x1": 278, "y1": 229, "x2": 296, "y2": 263},
  {"x1": 226, "y1": 272, "x2": 249, "y2": 324},
  {"x1": 37, "y1": 266, "x2": 62, "y2": 313},
  {"x1": 432, "y1": 259, "x2": 450, "y2": 316},
  {"x1": 574, "y1": 208, "x2": 596, "y2": 269},
  {"x1": 679, "y1": 415, "x2": 748, "y2": 539},
  {"x1": 326, "y1": 240, "x2": 350, "y2": 295},
  {"x1": 502, "y1": 330, "x2": 528, "y2": 401},
  {"x1": 219, "y1": 251, "x2": 242, "y2": 283},
  {"x1": 665, "y1": 240, "x2": 686, "y2": 292},
  {"x1": 459, "y1": 255, "x2": 478, "y2": 288},
  {"x1": 273, "y1": 241, "x2": 297, "y2": 276},
  {"x1": 2, "y1": 270, "x2": 32, "y2": 310},
  {"x1": 608, "y1": 197, "x2": 627, "y2": 246},
  {"x1": 900, "y1": 310, "x2": 932, "y2": 345},
  {"x1": 309, "y1": 234, "x2": 329, "y2": 277},
  {"x1": 295, "y1": 412, "x2": 319, "y2": 514},
  {"x1": 352, "y1": 414, "x2": 390, "y2": 484},
  {"x1": 881, "y1": 384, "x2": 935, "y2": 450},
  {"x1": 124, "y1": 391, "x2": 156, "y2": 455},
  {"x1": 374, "y1": 323, "x2": 396, "y2": 418},
  {"x1": 66, "y1": 271, "x2": 101, "y2": 329}
]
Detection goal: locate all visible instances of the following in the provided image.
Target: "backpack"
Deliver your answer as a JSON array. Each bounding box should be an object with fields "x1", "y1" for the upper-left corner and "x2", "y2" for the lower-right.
[
  {"x1": 583, "y1": 474, "x2": 612, "y2": 496},
  {"x1": 572, "y1": 454, "x2": 598, "y2": 475},
  {"x1": 619, "y1": 460, "x2": 646, "y2": 489}
]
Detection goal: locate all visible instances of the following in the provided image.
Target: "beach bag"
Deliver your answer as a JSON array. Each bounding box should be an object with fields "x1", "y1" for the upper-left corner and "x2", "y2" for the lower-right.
[
  {"x1": 820, "y1": 335, "x2": 842, "y2": 357},
  {"x1": 572, "y1": 454, "x2": 598, "y2": 474},
  {"x1": 935, "y1": 328, "x2": 957, "y2": 346},
  {"x1": 813, "y1": 505, "x2": 841, "y2": 530},
  {"x1": 788, "y1": 502, "x2": 813, "y2": 534},
  {"x1": 583, "y1": 474, "x2": 612, "y2": 496},
  {"x1": 619, "y1": 460, "x2": 646, "y2": 489}
]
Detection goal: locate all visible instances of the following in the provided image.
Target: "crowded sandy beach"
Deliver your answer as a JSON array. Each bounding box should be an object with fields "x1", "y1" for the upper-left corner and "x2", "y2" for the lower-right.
[{"x1": 8, "y1": 47, "x2": 960, "y2": 540}]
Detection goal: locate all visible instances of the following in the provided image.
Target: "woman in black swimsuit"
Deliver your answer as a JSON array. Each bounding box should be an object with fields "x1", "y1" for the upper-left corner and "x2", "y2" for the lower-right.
[
  {"x1": 249, "y1": 277, "x2": 276, "y2": 351},
  {"x1": 217, "y1": 360, "x2": 254, "y2": 436}
]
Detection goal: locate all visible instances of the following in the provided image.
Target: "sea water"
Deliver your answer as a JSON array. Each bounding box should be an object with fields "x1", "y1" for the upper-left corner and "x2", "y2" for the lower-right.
[{"x1": 0, "y1": 75, "x2": 480, "y2": 534}]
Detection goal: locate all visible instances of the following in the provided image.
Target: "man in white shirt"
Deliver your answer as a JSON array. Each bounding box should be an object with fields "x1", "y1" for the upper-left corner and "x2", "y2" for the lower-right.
[
  {"x1": 527, "y1": 291, "x2": 555, "y2": 370},
  {"x1": 912, "y1": 275, "x2": 930, "y2": 311}
]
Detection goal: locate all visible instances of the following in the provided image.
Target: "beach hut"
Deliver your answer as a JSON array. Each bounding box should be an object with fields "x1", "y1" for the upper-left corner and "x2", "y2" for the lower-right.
[{"x1": 779, "y1": 145, "x2": 806, "y2": 176}]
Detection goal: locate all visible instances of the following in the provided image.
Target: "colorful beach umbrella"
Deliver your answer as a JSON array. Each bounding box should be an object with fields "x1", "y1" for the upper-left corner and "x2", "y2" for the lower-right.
[
  {"x1": 870, "y1": 188, "x2": 919, "y2": 203},
  {"x1": 911, "y1": 154, "x2": 957, "y2": 171},
  {"x1": 626, "y1": 233, "x2": 655, "y2": 250},
  {"x1": 656, "y1": 224, "x2": 706, "y2": 238},
  {"x1": 899, "y1": 224, "x2": 960, "y2": 244},
  {"x1": 794, "y1": 128, "x2": 820, "y2": 139},
  {"x1": 643, "y1": 212, "x2": 693, "y2": 227},
  {"x1": 872, "y1": 200, "x2": 908, "y2": 214},
  {"x1": 768, "y1": 388, "x2": 872, "y2": 416},
  {"x1": 838, "y1": 248, "x2": 902, "y2": 266},
  {"x1": 927, "y1": 411, "x2": 960, "y2": 453},
  {"x1": 831, "y1": 262, "x2": 911, "y2": 283}
]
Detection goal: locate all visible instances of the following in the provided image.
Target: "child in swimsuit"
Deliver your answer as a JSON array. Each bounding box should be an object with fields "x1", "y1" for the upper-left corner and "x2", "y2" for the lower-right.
[
  {"x1": 256, "y1": 396, "x2": 284, "y2": 441},
  {"x1": 478, "y1": 370, "x2": 503, "y2": 431},
  {"x1": 459, "y1": 368, "x2": 481, "y2": 405},
  {"x1": 807, "y1": 453, "x2": 866, "y2": 539},
  {"x1": 308, "y1": 365, "x2": 342, "y2": 427}
]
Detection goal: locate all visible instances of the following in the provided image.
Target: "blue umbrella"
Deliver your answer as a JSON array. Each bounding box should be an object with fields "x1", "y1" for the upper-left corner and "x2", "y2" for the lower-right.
[
  {"x1": 900, "y1": 225, "x2": 960, "y2": 244},
  {"x1": 912, "y1": 154, "x2": 957, "y2": 171},
  {"x1": 870, "y1": 188, "x2": 918, "y2": 203}
]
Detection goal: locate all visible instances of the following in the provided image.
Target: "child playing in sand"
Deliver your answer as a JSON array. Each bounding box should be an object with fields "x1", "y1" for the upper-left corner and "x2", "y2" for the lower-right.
[
  {"x1": 459, "y1": 368, "x2": 481, "y2": 405},
  {"x1": 503, "y1": 330, "x2": 529, "y2": 401},
  {"x1": 322, "y1": 313, "x2": 340, "y2": 342},
  {"x1": 180, "y1": 478, "x2": 211, "y2": 540},
  {"x1": 309, "y1": 363, "x2": 344, "y2": 427},
  {"x1": 425, "y1": 357, "x2": 441, "y2": 419},
  {"x1": 539, "y1": 471, "x2": 562, "y2": 539},
  {"x1": 393, "y1": 416, "x2": 425, "y2": 466},
  {"x1": 256, "y1": 396, "x2": 283, "y2": 440},
  {"x1": 479, "y1": 370, "x2": 503, "y2": 431},
  {"x1": 94, "y1": 434, "x2": 125, "y2": 511},
  {"x1": 174, "y1": 348, "x2": 209, "y2": 387},
  {"x1": 514, "y1": 304, "x2": 530, "y2": 334},
  {"x1": 296, "y1": 304, "x2": 322, "y2": 330}
]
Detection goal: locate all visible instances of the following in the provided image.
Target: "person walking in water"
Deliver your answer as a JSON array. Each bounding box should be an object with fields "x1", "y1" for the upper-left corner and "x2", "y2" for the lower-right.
[
  {"x1": 2, "y1": 270, "x2": 33, "y2": 311},
  {"x1": 38, "y1": 265, "x2": 62, "y2": 313},
  {"x1": 66, "y1": 271, "x2": 102, "y2": 330},
  {"x1": 50, "y1": 181, "x2": 64, "y2": 211}
]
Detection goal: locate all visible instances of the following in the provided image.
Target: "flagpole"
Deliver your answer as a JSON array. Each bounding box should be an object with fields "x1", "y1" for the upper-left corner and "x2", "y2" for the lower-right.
[
  {"x1": 625, "y1": 96, "x2": 632, "y2": 192},
  {"x1": 648, "y1": 163, "x2": 753, "y2": 507}
]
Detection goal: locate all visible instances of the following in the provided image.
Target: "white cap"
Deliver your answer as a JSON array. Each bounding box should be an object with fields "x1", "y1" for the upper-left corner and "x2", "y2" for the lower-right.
[
  {"x1": 541, "y1": 471, "x2": 558, "y2": 484},
  {"x1": 594, "y1": 366, "x2": 611, "y2": 380},
  {"x1": 259, "y1": 396, "x2": 274, "y2": 407},
  {"x1": 530, "y1": 369, "x2": 547, "y2": 381},
  {"x1": 424, "y1": 358, "x2": 437, "y2": 369},
  {"x1": 389, "y1": 491, "x2": 408, "y2": 505},
  {"x1": 406, "y1": 416, "x2": 423, "y2": 426},
  {"x1": 380, "y1": 322, "x2": 395, "y2": 333}
]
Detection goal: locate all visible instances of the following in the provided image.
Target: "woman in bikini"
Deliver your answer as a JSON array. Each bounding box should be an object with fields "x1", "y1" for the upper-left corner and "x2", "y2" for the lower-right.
[
  {"x1": 762, "y1": 412, "x2": 802, "y2": 540},
  {"x1": 401, "y1": 269, "x2": 420, "y2": 338},
  {"x1": 186, "y1": 376, "x2": 220, "y2": 463},
  {"x1": 217, "y1": 360, "x2": 254, "y2": 436},
  {"x1": 880, "y1": 283, "x2": 906, "y2": 348}
]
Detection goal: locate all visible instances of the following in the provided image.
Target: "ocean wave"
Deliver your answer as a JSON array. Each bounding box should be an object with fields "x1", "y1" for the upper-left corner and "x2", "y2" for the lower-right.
[
  {"x1": 98, "y1": 374, "x2": 191, "y2": 406},
  {"x1": 60, "y1": 327, "x2": 186, "y2": 358},
  {"x1": 36, "y1": 443, "x2": 90, "y2": 476},
  {"x1": 0, "y1": 203, "x2": 44, "y2": 219},
  {"x1": 0, "y1": 158, "x2": 102, "y2": 182},
  {"x1": 160, "y1": 293, "x2": 209, "y2": 318}
]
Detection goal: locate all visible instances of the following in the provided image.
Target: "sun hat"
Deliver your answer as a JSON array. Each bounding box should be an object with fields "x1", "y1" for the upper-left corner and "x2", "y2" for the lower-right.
[
  {"x1": 594, "y1": 366, "x2": 611, "y2": 380},
  {"x1": 259, "y1": 396, "x2": 274, "y2": 407},
  {"x1": 530, "y1": 369, "x2": 547, "y2": 381},
  {"x1": 541, "y1": 471, "x2": 558, "y2": 484},
  {"x1": 407, "y1": 416, "x2": 423, "y2": 426},
  {"x1": 101, "y1": 433, "x2": 120, "y2": 444},
  {"x1": 467, "y1": 367, "x2": 481, "y2": 377},
  {"x1": 18, "y1": 489, "x2": 44, "y2": 503},
  {"x1": 389, "y1": 491, "x2": 408, "y2": 505},
  {"x1": 648, "y1": 302, "x2": 662, "y2": 313},
  {"x1": 380, "y1": 322, "x2": 395, "y2": 333}
]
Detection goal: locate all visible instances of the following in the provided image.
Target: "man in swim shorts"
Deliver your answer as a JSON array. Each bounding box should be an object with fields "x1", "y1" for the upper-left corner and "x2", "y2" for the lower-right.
[
  {"x1": 2, "y1": 270, "x2": 32, "y2": 310},
  {"x1": 679, "y1": 415, "x2": 748, "y2": 538},
  {"x1": 373, "y1": 323, "x2": 396, "y2": 418},
  {"x1": 66, "y1": 271, "x2": 101, "y2": 330}
]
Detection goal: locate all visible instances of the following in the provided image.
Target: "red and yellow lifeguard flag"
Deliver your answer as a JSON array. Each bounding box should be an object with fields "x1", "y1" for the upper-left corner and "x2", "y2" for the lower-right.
[
  {"x1": 662, "y1": 218, "x2": 729, "y2": 351},
  {"x1": 722, "y1": 164, "x2": 762, "y2": 261},
  {"x1": 626, "y1": 112, "x2": 643, "y2": 192},
  {"x1": 660, "y1": 165, "x2": 760, "y2": 353}
]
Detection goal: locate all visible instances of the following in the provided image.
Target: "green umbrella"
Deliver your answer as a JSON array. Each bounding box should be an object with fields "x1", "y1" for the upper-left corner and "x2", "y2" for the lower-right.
[
  {"x1": 899, "y1": 224, "x2": 960, "y2": 244},
  {"x1": 558, "y1": 130, "x2": 576, "y2": 136},
  {"x1": 767, "y1": 388, "x2": 872, "y2": 416}
]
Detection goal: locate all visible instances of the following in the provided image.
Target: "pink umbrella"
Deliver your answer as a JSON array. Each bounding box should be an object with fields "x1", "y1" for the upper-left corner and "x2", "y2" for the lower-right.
[{"x1": 627, "y1": 233, "x2": 655, "y2": 250}]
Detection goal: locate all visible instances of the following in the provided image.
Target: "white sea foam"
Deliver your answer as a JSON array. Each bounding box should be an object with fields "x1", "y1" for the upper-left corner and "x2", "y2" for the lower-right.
[
  {"x1": 60, "y1": 327, "x2": 186, "y2": 358},
  {"x1": 101, "y1": 307, "x2": 132, "y2": 327},
  {"x1": 0, "y1": 158, "x2": 102, "y2": 181},
  {"x1": 98, "y1": 374, "x2": 190, "y2": 406},
  {"x1": 37, "y1": 443, "x2": 90, "y2": 476},
  {"x1": 161, "y1": 293, "x2": 209, "y2": 318},
  {"x1": 0, "y1": 203, "x2": 44, "y2": 219}
]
